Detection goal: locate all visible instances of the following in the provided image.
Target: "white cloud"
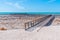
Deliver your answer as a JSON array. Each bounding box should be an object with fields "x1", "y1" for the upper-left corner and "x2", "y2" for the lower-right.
[
  {"x1": 5, "y1": 2, "x2": 25, "y2": 10},
  {"x1": 48, "y1": 0, "x2": 56, "y2": 2},
  {"x1": 5, "y1": 2, "x2": 13, "y2": 5},
  {"x1": 4, "y1": 0, "x2": 27, "y2": 10},
  {"x1": 14, "y1": 3, "x2": 25, "y2": 9},
  {"x1": 0, "y1": 0, "x2": 27, "y2": 12}
]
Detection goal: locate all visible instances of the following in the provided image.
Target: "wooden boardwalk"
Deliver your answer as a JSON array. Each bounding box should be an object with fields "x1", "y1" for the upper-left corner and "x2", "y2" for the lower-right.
[{"x1": 25, "y1": 15, "x2": 55, "y2": 31}]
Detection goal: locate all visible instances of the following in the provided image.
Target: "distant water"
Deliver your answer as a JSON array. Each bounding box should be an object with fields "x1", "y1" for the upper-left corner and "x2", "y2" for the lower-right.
[{"x1": 0, "y1": 12, "x2": 60, "y2": 15}]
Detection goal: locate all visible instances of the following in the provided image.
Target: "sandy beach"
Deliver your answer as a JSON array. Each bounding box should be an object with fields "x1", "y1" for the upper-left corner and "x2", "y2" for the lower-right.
[
  {"x1": 0, "y1": 25, "x2": 60, "y2": 40},
  {"x1": 0, "y1": 15, "x2": 60, "y2": 40}
]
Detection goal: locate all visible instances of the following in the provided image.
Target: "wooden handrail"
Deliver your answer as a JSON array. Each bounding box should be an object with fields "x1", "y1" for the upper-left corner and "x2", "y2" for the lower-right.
[{"x1": 25, "y1": 15, "x2": 52, "y2": 30}]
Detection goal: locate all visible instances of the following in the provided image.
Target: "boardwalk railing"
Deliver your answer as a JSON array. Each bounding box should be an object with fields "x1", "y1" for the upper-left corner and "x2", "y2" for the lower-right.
[{"x1": 24, "y1": 15, "x2": 52, "y2": 30}]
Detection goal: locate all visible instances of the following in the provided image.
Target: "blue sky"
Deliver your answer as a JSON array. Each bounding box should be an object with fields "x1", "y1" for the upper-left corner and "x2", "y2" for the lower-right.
[{"x1": 0, "y1": 0, "x2": 60, "y2": 12}]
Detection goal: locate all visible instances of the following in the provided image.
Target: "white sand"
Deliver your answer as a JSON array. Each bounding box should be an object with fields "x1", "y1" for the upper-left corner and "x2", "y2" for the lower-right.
[
  {"x1": 0, "y1": 25, "x2": 60, "y2": 40},
  {"x1": 0, "y1": 15, "x2": 59, "y2": 40}
]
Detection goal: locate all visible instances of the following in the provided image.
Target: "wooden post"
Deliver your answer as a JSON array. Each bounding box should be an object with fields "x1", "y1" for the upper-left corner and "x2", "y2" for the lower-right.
[
  {"x1": 25, "y1": 23, "x2": 27, "y2": 30},
  {"x1": 28, "y1": 22, "x2": 32, "y2": 28},
  {"x1": 25, "y1": 22, "x2": 29, "y2": 30},
  {"x1": 33, "y1": 20, "x2": 36, "y2": 25}
]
